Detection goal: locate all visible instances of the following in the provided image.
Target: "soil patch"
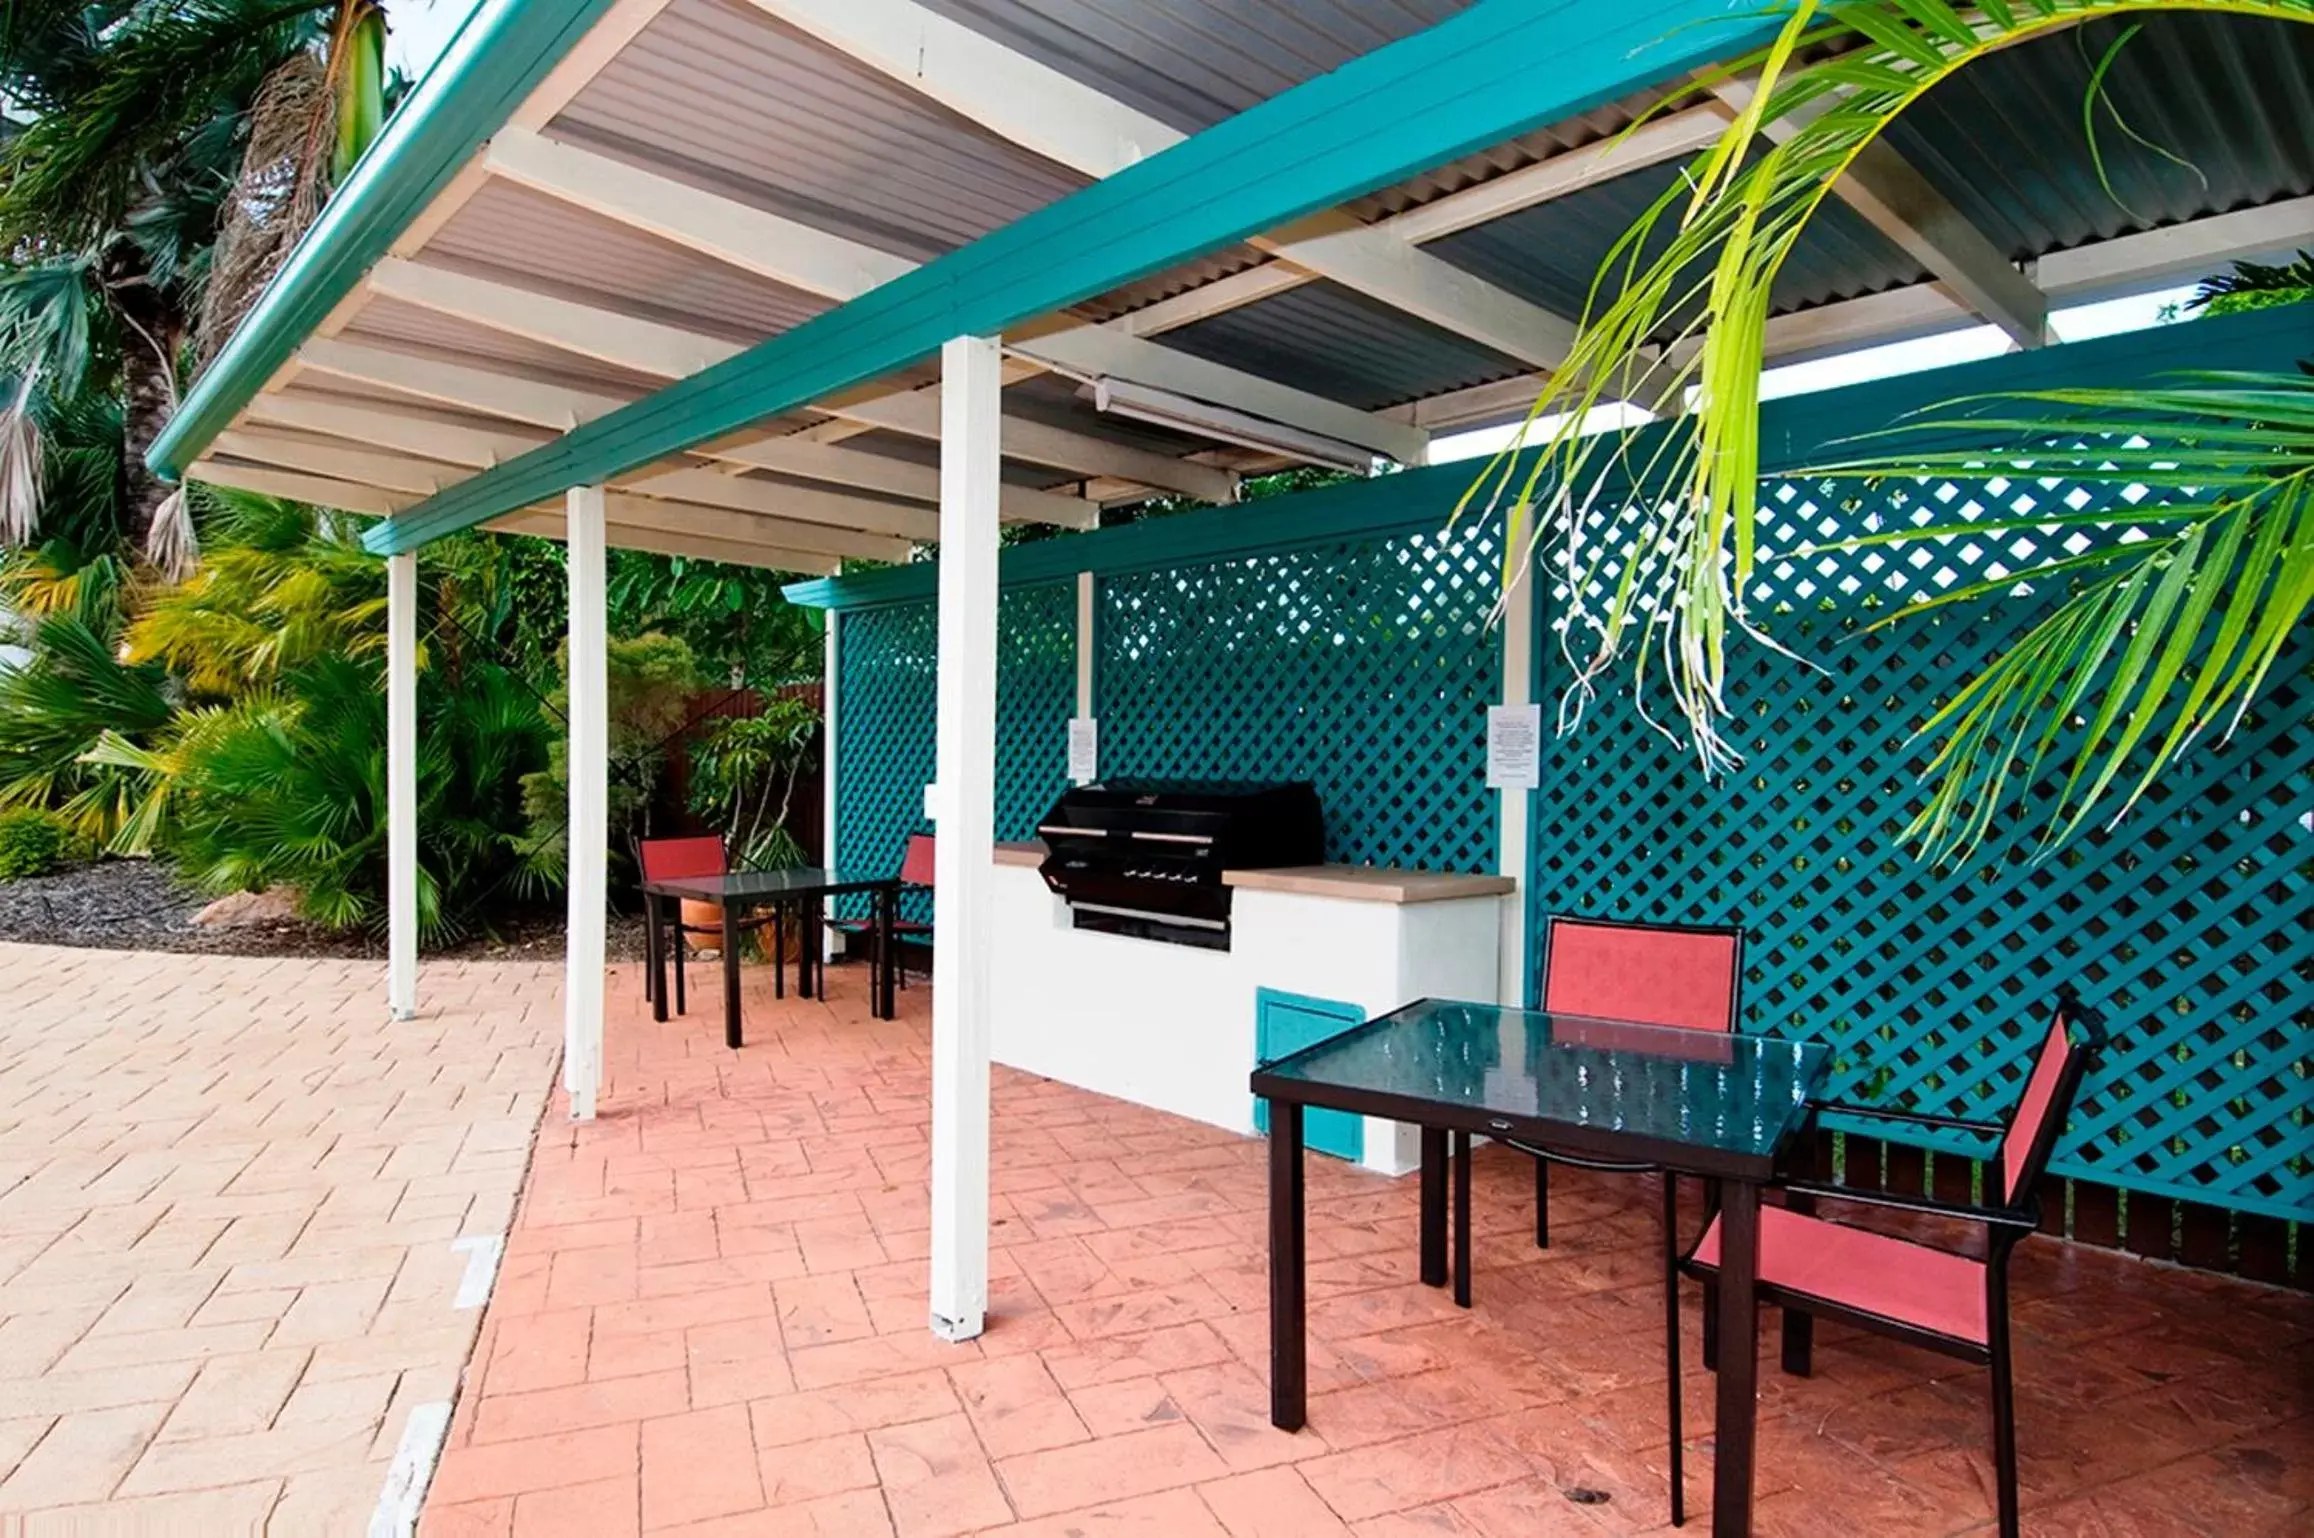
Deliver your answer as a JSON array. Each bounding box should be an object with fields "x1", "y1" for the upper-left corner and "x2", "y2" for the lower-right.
[{"x1": 0, "y1": 858, "x2": 646, "y2": 961}]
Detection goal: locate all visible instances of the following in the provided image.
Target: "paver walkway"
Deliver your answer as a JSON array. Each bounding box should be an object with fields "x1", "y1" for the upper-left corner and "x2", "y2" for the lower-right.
[
  {"x1": 0, "y1": 942, "x2": 562, "y2": 1533},
  {"x1": 428, "y1": 960, "x2": 2310, "y2": 1538}
]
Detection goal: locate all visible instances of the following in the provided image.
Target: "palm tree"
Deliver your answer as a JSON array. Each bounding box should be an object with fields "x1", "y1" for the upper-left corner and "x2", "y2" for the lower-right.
[
  {"x1": 0, "y1": 0, "x2": 388, "y2": 570},
  {"x1": 1469, "y1": 0, "x2": 2314, "y2": 854}
]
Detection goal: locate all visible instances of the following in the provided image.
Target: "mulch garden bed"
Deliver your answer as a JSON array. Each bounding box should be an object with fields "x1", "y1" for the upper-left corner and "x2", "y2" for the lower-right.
[{"x1": 0, "y1": 858, "x2": 646, "y2": 961}]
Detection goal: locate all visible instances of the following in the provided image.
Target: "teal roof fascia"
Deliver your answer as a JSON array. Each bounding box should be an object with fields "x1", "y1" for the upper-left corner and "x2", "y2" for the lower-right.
[
  {"x1": 366, "y1": 0, "x2": 1789, "y2": 557},
  {"x1": 782, "y1": 305, "x2": 2314, "y2": 612},
  {"x1": 145, "y1": 0, "x2": 624, "y2": 482}
]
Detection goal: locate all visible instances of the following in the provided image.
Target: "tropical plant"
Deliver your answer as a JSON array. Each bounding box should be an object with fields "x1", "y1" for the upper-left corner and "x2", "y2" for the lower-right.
[
  {"x1": 1466, "y1": 0, "x2": 2314, "y2": 854},
  {"x1": 0, "y1": 804, "x2": 70, "y2": 878},
  {"x1": 516, "y1": 631, "x2": 707, "y2": 892},
  {"x1": 161, "y1": 652, "x2": 550, "y2": 937},
  {"x1": 0, "y1": 0, "x2": 392, "y2": 569},
  {"x1": 607, "y1": 551, "x2": 824, "y2": 688},
  {"x1": 2187, "y1": 250, "x2": 2314, "y2": 317},
  {"x1": 0, "y1": 611, "x2": 174, "y2": 841},
  {"x1": 686, "y1": 697, "x2": 819, "y2": 871}
]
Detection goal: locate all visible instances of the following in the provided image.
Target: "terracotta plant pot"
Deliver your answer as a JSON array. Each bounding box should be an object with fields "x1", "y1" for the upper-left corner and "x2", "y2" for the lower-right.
[
  {"x1": 680, "y1": 898, "x2": 724, "y2": 932},
  {"x1": 678, "y1": 899, "x2": 806, "y2": 962}
]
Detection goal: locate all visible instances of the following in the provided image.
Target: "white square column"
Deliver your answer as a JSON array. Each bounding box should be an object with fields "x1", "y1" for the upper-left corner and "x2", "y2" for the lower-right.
[
  {"x1": 386, "y1": 550, "x2": 418, "y2": 1021},
  {"x1": 564, "y1": 484, "x2": 609, "y2": 1121},
  {"x1": 928, "y1": 334, "x2": 1001, "y2": 1342},
  {"x1": 1496, "y1": 543, "x2": 1535, "y2": 1007}
]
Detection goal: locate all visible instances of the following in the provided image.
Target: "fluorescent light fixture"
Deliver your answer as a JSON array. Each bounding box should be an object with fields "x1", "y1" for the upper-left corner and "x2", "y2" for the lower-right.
[{"x1": 1090, "y1": 378, "x2": 1380, "y2": 476}]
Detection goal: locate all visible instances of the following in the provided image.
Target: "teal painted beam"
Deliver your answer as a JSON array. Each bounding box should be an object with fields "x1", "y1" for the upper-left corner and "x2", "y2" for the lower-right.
[
  {"x1": 366, "y1": 0, "x2": 1786, "y2": 555},
  {"x1": 782, "y1": 305, "x2": 2314, "y2": 613},
  {"x1": 146, "y1": 0, "x2": 622, "y2": 482}
]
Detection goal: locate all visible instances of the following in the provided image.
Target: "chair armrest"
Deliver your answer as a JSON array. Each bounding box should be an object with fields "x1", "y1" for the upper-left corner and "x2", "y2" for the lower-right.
[
  {"x1": 1813, "y1": 1099, "x2": 2005, "y2": 1138},
  {"x1": 1779, "y1": 1178, "x2": 2039, "y2": 1231}
]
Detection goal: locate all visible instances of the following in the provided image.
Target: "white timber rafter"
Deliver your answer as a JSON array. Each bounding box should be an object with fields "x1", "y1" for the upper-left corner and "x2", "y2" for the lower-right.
[
  {"x1": 745, "y1": 0, "x2": 1581, "y2": 368},
  {"x1": 1707, "y1": 75, "x2": 2048, "y2": 349},
  {"x1": 473, "y1": 131, "x2": 1416, "y2": 467},
  {"x1": 494, "y1": 507, "x2": 841, "y2": 575},
  {"x1": 1389, "y1": 192, "x2": 2314, "y2": 432}
]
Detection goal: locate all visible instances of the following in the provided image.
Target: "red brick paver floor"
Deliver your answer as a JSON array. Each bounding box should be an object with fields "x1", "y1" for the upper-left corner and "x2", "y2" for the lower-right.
[
  {"x1": 428, "y1": 963, "x2": 2311, "y2": 1538},
  {"x1": 0, "y1": 943, "x2": 563, "y2": 1532}
]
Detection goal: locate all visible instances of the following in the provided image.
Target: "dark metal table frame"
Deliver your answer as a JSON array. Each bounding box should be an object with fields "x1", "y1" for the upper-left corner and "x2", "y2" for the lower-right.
[
  {"x1": 640, "y1": 869, "x2": 901, "y2": 1045},
  {"x1": 1252, "y1": 1011, "x2": 1825, "y2": 1538}
]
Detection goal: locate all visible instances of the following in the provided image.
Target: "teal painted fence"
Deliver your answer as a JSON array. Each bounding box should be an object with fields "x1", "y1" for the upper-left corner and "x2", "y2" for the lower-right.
[
  {"x1": 1526, "y1": 458, "x2": 2311, "y2": 1227},
  {"x1": 1097, "y1": 517, "x2": 1503, "y2": 873},
  {"x1": 815, "y1": 310, "x2": 2312, "y2": 1233}
]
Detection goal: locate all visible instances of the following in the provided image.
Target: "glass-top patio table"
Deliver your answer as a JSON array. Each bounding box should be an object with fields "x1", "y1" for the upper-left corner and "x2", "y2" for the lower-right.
[
  {"x1": 640, "y1": 867, "x2": 900, "y2": 1045},
  {"x1": 1252, "y1": 999, "x2": 1831, "y2": 1538}
]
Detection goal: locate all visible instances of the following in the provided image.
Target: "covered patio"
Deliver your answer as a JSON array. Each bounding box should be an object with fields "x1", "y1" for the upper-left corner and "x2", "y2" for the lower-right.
[
  {"x1": 139, "y1": 0, "x2": 2314, "y2": 1533},
  {"x1": 421, "y1": 964, "x2": 2309, "y2": 1537}
]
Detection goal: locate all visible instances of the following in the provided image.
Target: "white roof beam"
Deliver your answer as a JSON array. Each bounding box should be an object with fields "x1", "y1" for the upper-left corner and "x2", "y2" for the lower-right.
[
  {"x1": 615, "y1": 466, "x2": 937, "y2": 545},
  {"x1": 245, "y1": 392, "x2": 555, "y2": 469},
  {"x1": 210, "y1": 428, "x2": 469, "y2": 496},
  {"x1": 1709, "y1": 76, "x2": 2049, "y2": 349},
  {"x1": 479, "y1": 131, "x2": 1409, "y2": 474},
  {"x1": 600, "y1": 490, "x2": 912, "y2": 560},
  {"x1": 298, "y1": 337, "x2": 627, "y2": 430},
  {"x1": 813, "y1": 385, "x2": 1239, "y2": 503},
  {"x1": 191, "y1": 459, "x2": 412, "y2": 516},
  {"x1": 483, "y1": 128, "x2": 914, "y2": 298},
  {"x1": 746, "y1": 0, "x2": 1579, "y2": 368},
  {"x1": 493, "y1": 508, "x2": 841, "y2": 575},
  {"x1": 365, "y1": 259, "x2": 1099, "y2": 523}
]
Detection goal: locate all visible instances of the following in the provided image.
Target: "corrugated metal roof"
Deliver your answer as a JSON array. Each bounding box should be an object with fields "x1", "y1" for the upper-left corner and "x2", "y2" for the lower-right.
[
  {"x1": 1425, "y1": 151, "x2": 1927, "y2": 323},
  {"x1": 553, "y1": 0, "x2": 1088, "y2": 265},
  {"x1": 917, "y1": 0, "x2": 1470, "y2": 134},
  {"x1": 1884, "y1": 12, "x2": 2314, "y2": 258},
  {"x1": 1155, "y1": 280, "x2": 1525, "y2": 411},
  {"x1": 421, "y1": 179, "x2": 829, "y2": 341}
]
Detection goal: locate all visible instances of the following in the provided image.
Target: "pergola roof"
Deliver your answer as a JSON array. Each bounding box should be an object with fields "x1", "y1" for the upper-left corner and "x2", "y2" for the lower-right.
[{"x1": 149, "y1": 0, "x2": 2314, "y2": 574}]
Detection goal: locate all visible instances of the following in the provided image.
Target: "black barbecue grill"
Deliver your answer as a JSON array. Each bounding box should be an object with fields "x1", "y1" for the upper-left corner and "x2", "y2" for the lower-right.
[{"x1": 1035, "y1": 780, "x2": 1324, "y2": 950}]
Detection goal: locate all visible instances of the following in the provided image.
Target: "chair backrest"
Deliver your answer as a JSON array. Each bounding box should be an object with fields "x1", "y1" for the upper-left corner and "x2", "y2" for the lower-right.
[
  {"x1": 1997, "y1": 990, "x2": 2106, "y2": 1205},
  {"x1": 898, "y1": 833, "x2": 936, "y2": 887},
  {"x1": 640, "y1": 835, "x2": 727, "y2": 883},
  {"x1": 1539, "y1": 915, "x2": 1745, "y2": 1034}
]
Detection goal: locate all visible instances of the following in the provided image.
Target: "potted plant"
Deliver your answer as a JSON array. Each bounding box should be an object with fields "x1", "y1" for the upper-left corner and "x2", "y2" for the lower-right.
[{"x1": 684, "y1": 696, "x2": 819, "y2": 953}]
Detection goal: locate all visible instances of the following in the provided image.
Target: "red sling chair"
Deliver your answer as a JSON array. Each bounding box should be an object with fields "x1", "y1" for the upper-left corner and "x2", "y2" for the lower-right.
[
  {"x1": 638, "y1": 835, "x2": 779, "y2": 1015},
  {"x1": 825, "y1": 833, "x2": 935, "y2": 988},
  {"x1": 1669, "y1": 989, "x2": 2107, "y2": 1534}
]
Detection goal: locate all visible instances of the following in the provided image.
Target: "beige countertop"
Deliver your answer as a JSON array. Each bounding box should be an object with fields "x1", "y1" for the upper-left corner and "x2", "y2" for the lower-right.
[{"x1": 992, "y1": 840, "x2": 1510, "y2": 904}]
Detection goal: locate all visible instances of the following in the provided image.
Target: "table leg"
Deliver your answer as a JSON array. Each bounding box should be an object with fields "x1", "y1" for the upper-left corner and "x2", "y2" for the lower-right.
[
  {"x1": 721, "y1": 902, "x2": 743, "y2": 1050},
  {"x1": 773, "y1": 905, "x2": 786, "y2": 1001},
  {"x1": 1268, "y1": 1100, "x2": 1306, "y2": 1431},
  {"x1": 646, "y1": 894, "x2": 668, "y2": 1023},
  {"x1": 876, "y1": 887, "x2": 896, "y2": 1020},
  {"x1": 1452, "y1": 1129, "x2": 1472, "y2": 1309},
  {"x1": 799, "y1": 899, "x2": 817, "y2": 1000},
  {"x1": 1419, "y1": 1126, "x2": 1447, "y2": 1288},
  {"x1": 1712, "y1": 1178, "x2": 1762, "y2": 1538}
]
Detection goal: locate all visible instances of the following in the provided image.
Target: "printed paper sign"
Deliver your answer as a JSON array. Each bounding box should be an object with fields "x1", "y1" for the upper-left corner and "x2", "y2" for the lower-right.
[
  {"x1": 1486, "y1": 703, "x2": 1542, "y2": 790},
  {"x1": 1068, "y1": 717, "x2": 1100, "y2": 785}
]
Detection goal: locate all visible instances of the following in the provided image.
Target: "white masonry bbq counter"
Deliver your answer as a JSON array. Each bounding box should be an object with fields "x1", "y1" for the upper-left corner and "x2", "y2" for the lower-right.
[{"x1": 988, "y1": 841, "x2": 1514, "y2": 1176}]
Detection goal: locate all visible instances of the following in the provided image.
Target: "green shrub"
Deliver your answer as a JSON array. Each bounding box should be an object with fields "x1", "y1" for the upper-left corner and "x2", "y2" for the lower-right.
[{"x1": 0, "y1": 807, "x2": 70, "y2": 880}]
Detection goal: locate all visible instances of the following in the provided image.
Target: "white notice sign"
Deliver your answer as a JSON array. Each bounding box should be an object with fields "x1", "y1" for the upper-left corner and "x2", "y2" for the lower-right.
[
  {"x1": 1068, "y1": 717, "x2": 1100, "y2": 785},
  {"x1": 1486, "y1": 703, "x2": 1542, "y2": 790}
]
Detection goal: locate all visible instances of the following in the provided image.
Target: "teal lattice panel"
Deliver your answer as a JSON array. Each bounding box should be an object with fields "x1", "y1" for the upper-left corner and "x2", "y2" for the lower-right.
[
  {"x1": 835, "y1": 584, "x2": 1081, "y2": 921},
  {"x1": 1529, "y1": 466, "x2": 2312, "y2": 1222},
  {"x1": 993, "y1": 582, "x2": 1077, "y2": 842},
  {"x1": 1098, "y1": 520, "x2": 1503, "y2": 873}
]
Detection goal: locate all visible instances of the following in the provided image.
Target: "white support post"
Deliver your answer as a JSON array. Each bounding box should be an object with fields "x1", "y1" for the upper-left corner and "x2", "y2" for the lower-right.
[
  {"x1": 821, "y1": 610, "x2": 841, "y2": 962},
  {"x1": 386, "y1": 551, "x2": 419, "y2": 1021},
  {"x1": 1074, "y1": 570, "x2": 1095, "y2": 718},
  {"x1": 564, "y1": 484, "x2": 609, "y2": 1121},
  {"x1": 928, "y1": 334, "x2": 1001, "y2": 1343},
  {"x1": 1497, "y1": 550, "x2": 1536, "y2": 1008}
]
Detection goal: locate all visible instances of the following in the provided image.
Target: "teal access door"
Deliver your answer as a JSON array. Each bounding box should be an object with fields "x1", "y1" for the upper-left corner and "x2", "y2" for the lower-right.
[{"x1": 1254, "y1": 989, "x2": 1365, "y2": 1163}]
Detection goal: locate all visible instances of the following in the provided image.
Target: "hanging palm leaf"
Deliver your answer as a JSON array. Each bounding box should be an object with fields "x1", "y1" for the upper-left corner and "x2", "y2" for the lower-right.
[{"x1": 1465, "y1": 0, "x2": 2314, "y2": 849}]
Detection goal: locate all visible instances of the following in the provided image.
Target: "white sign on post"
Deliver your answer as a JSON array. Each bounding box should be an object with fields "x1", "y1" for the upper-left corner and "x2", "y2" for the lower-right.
[
  {"x1": 1067, "y1": 717, "x2": 1100, "y2": 785},
  {"x1": 1486, "y1": 703, "x2": 1542, "y2": 790}
]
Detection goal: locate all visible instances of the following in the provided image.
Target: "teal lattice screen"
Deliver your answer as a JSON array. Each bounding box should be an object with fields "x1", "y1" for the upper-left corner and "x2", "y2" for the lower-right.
[
  {"x1": 834, "y1": 583, "x2": 1078, "y2": 919},
  {"x1": 1527, "y1": 462, "x2": 2312, "y2": 1223},
  {"x1": 1097, "y1": 518, "x2": 1503, "y2": 873}
]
